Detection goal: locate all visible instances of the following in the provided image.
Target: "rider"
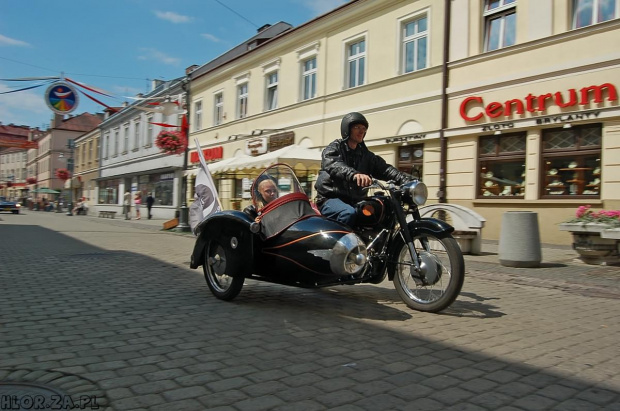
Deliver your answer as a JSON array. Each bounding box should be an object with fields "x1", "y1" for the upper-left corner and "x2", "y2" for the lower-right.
[
  {"x1": 257, "y1": 178, "x2": 278, "y2": 205},
  {"x1": 315, "y1": 112, "x2": 413, "y2": 226}
]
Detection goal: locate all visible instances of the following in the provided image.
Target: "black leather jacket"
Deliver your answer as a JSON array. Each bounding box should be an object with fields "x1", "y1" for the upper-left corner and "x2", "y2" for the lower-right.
[{"x1": 315, "y1": 139, "x2": 412, "y2": 205}]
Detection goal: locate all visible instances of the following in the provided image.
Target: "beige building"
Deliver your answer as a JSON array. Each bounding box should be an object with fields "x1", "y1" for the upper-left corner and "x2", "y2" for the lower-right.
[
  {"x1": 73, "y1": 126, "x2": 100, "y2": 205},
  {"x1": 188, "y1": 0, "x2": 619, "y2": 245}
]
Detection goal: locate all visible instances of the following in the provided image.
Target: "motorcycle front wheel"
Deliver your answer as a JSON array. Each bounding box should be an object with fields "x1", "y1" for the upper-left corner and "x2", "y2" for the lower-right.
[
  {"x1": 203, "y1": 239, "x2": 244, "y2": 301},
  {"x1": 392, "y1": 233, "x2": 464, "y2": 313}
]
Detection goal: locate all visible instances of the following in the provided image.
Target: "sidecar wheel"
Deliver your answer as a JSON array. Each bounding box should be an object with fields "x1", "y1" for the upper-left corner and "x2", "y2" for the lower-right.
[
  {"x1": 392, "y1": 233, "x2": 464, "y2": 313},
  {"x1": 203, "y1": 239, "x2": 244, "y2": 301}
]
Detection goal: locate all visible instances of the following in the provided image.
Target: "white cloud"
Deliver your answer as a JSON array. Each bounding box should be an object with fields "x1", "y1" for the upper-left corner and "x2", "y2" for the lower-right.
[
  {"x1": 153, "y1": 10, "x2": 192, "y2": 24},
  {"x1": 137, "y1": 48, "x2": 181, "y2": 66},
  {"x1": 300, "y1": 0, "x2": 349, "y2": 16},
  {"x1": 0, "y1": 34, "x2": 31, "y2": 47},
  {"x1": 0, "y1": 84, "x2": 50, "y2": 127},
  {"x1": 201, "y1": 33, "x2": 222, "y2": 43}
]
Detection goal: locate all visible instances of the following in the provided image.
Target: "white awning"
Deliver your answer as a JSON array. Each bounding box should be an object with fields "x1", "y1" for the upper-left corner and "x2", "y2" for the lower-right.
[{"x1": 211, "y1": 145, "x2": 322, "y2": 173}]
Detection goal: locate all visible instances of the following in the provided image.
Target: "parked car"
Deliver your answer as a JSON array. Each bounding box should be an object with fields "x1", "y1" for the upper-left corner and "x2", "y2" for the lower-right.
[{"x1": 0, "y1": 196, "x2": 21, "y2": 214}]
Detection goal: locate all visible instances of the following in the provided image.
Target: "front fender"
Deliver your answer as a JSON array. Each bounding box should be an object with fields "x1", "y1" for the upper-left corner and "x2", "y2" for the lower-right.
[
  {"x1": 190, "y1": 211, "x2": 255, "y2": 270},
  {"x1": 407, "y1": 217, "x2": 454, "y2": 238}
]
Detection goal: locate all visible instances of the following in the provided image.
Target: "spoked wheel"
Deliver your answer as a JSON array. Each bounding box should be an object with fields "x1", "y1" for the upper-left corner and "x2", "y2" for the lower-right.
[
  {"x1": 203, "y1": 239, "x2": 244, "y2": 301},
  {"x1": 393, "y1": 233, "x2": 464, "y2": 312}
]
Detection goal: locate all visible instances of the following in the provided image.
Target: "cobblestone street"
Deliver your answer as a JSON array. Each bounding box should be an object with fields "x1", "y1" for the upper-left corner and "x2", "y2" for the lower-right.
[{"x1": 1, "y1": 211, "x2": 619, "y2": 410}]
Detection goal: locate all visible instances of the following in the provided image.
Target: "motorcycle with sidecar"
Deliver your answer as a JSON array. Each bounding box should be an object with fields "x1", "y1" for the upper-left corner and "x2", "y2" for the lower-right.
[{"x1": 190, "y1": 164, "x2": 464, "y2": 313}]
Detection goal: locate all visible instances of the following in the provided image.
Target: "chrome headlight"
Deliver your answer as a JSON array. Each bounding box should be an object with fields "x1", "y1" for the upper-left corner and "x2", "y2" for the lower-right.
[
  {"x1": 404, "y1": 180, "x2": 428, "y2": 206},
  {"x1": 330, "y1": 233, "x2": 367, "y2": 276}
]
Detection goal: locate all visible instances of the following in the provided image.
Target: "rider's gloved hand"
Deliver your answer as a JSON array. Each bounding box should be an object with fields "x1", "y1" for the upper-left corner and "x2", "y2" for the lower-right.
[{"x1": 353, "y1": 173, "x2": 373, "y2": 187}]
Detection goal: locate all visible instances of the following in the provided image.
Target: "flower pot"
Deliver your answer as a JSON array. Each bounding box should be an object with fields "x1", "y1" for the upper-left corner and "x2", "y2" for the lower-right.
[{"x1": 559, "y1": 223, "x2": 620, "y2": 265}]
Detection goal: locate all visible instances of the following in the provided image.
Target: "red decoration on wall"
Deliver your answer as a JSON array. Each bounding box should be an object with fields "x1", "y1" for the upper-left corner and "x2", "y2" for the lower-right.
[
  {"x1": 155, "y1": 130, "x2": 188, "y2": 155},
  {"x1": 26, "y1": 177, "x2": 37, "y2": 184},
  {"x1": 6, "y1": 182, "x2": 13, "y2": 187}
]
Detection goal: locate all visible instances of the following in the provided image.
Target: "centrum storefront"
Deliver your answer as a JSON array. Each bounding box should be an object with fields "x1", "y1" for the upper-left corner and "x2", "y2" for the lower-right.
[{"x1": 446, "y1": 80, "x2": 620, "y2": 245}]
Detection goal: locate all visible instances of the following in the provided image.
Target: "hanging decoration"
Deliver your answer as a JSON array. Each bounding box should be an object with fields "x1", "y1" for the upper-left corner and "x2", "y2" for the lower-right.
[
  {"x1": 55, "y1": 168, "x2": 71, "y2": 181},
  {"x1": 26, "y1": 177, "x2": 37, "y2": 184},
  {"x1": 45, "y1": 82, "x2": 79, "y2": 115},
  {"x1": 155, "y1": 130, "x2": 187, "y2": 155}
]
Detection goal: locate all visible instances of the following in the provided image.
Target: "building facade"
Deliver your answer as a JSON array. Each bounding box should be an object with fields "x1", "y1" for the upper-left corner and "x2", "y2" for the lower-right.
[
  {"x1": 187, "y1": 0, "x2": 619, "y2": 245},
  {"x1": 97, "y1": 79, "x2": 187, "y2": 219}
]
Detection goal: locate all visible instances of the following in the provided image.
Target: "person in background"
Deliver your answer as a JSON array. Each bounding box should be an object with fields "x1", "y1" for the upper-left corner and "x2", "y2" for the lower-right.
[
  {"x1": 123, "y1": 191, "x2": 131, "y2": 220},
  {"x1": 146, "y1": 192, "x2": 155, "y2": 219},
  {"x1": 134, "y1": 192, "x2": 142, "y2": 220}
]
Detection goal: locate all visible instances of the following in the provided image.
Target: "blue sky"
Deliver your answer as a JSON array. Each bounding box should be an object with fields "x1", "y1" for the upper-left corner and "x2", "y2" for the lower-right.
[{"x1": 0, "y1": 0, "x2": 348, "y2": 130}]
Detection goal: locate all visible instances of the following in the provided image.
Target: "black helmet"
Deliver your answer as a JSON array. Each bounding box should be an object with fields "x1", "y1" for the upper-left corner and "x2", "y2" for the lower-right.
[{"x1": 340, "y1": 112, "x2": 369, "y2": 140}]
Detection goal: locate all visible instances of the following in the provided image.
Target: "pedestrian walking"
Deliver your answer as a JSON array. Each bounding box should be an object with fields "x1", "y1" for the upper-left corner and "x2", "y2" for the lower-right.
[
  {"x1": 123, "y1": 191, "x2": 131, "y2": 220},
  {"x1": 134, "y1": 192, "x2": 142, "y2": 220},
  {"x1": 146, "y1": 192, "x2": 155, "y2": 219}
]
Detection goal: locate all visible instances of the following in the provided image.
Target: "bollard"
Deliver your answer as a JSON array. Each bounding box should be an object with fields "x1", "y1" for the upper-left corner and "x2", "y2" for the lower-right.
[{"x1": 498, "y1": 211, "x2": 542, "y2": 268}]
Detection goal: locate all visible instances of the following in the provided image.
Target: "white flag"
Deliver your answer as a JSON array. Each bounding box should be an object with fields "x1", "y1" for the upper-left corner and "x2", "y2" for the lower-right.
[{"x1": 189, "y1": 138, "x2": 222, "y2": 234}]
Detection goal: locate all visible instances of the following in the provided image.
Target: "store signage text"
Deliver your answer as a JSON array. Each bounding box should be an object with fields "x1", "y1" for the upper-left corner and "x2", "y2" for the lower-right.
[
  {"x1": 246, "y1": 138, "x2": 268, "y2": 156},
  {"x1": 535, "y1": 110, "x2": 601, "y2": 125},
  {"x1": 460, "y1": 83, "x2": 617, "y2": 122},
  {"x1": 190, "y1": 146, "x2": 224, "y2": 163},
  {"x1": 386, "y1": 134, "x2": 426, "y2": 144},
  {"x1": 268, "y1": 131, "x2": 295, "y2": 151},
  {"x1": 481, "y1": 122, "x2": 514, "y2": 132}
]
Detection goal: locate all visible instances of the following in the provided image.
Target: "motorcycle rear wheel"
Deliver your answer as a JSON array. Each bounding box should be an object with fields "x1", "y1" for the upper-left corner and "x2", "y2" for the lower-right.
[
  {"x1": 203, "y1": 239, "x2": 244, "y2": 301},
  {"x1": 393, "y1": 233, "x2": 464, "y2": 313}
]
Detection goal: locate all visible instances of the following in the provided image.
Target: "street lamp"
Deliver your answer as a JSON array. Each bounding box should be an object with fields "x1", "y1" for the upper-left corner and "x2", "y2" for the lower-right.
[{"x1": 64, "y1": 139, "x2": 75, "y2": 216}]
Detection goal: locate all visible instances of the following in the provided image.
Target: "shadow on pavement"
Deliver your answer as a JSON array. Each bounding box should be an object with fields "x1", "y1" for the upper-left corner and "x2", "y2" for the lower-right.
[{"x1": 1, "y1": 224, "x2": 618, "y2": 410}]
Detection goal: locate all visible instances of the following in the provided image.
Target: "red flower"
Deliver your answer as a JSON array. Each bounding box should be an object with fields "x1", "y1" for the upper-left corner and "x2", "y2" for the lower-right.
[
  {"x1": 55, "y1": 168, "x2": 71, "y2": 181},
  {"x1": 155, "y1": 130, "x2": 187, "y2": 155},
  {"x1": 26, "y1": 177, "x2": 37, "y2": 184}
]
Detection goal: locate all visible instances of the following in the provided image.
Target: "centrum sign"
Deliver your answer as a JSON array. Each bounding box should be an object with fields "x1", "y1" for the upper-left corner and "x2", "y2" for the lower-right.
[{"x1": 459, "y1": 83, "x2": 617, "y2": 122}]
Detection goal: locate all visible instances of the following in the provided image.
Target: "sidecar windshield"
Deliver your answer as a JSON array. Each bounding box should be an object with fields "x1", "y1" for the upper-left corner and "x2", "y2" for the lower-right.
[{"x1": 251, "y1": 163, "x2": 306, "y2": 210}]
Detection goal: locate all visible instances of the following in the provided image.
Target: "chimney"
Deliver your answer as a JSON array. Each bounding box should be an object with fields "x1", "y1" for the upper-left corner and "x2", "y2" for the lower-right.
[
  {"x1": 185, "y1": 65, "x2": 199, "y2": 75},
  {"x1": 51, "y1": 114, "x2": 64, "y2": 128},
  {"x1": 257, "y1": 24, "x2": 271, "y2": 32},
  {"x1": 151, "y1": 79, "x2": 165, "y2": 91}
]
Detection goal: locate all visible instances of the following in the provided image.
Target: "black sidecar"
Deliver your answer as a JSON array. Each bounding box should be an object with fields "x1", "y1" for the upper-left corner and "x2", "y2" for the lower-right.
[{"x1": 190, "y1": 164, "x2": 368, "y2": 300}]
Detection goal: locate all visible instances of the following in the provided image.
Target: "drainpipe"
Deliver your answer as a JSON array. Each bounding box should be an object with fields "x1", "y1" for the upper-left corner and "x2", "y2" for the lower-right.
[{"x1": 438, "y1": 0, "x2": 451, "y2": 204}]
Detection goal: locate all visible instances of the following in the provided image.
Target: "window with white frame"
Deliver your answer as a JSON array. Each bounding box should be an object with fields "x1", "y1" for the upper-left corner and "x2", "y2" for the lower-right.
[
  {"x1": 484, "y1": 0, "x2": 516, "y2": 52},
  {"x1": 402, "y1": 14, "x2": 428, "y2": 73},
  {"x1": 346, "y1": 38, "x2": 366, "y2": 88},
  {"x1": 194, "y1": 100, "x2": 202, "y2": 131},
  {"x1": 103, "y1": 132, "x2": 109, "y2": 158},
  {"x1": 302, "y1": 57, "x2": 317, "y2": 100},
  {"x1": 237, "y1": 83, "x2": 248, "y2": 119},
  {"x1": 123, "y1": 124, "x2": 129, "y2": 153},
  {"x1": 133, "y1": 120, "x2": 140, "y2": 150},
  {"x1": 572, "y1": 0, "x2": 618, "y2": 28},
  {"x1": 146, "y1": 115, "x2": 153, "y2": 146},
  {"x1": 114, "y1": 129, "x2": 119, "y2": 156},
  {"x1": 265, "y1": 72, "x2": 278, "y2": 111},
  {"x1": 214, "y1": 93, "x2": 224, "y2": 125}
]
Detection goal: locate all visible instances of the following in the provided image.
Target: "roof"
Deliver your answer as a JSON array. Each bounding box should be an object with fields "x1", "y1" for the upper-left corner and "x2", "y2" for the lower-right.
[
  {"x1": 189, "y1": 22, "x2": 293, "y2": 80},
  {"x1": 55, "y1": 112, "x2": 102, "y2": 132}
]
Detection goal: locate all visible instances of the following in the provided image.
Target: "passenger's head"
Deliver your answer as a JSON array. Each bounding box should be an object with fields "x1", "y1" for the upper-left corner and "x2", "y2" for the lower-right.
[{"x1": 258, "y1": 179, "x2": 278, "y2": 204}]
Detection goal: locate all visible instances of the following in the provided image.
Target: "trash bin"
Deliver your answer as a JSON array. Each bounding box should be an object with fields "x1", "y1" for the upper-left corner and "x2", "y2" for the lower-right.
[{"x1": 498, "y1": 211, "x2": 542, "y2": 268}]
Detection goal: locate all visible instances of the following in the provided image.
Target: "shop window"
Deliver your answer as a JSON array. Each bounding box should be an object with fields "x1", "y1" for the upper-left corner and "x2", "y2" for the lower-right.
[
  {"x1": 572, "y1": 0, "x2": 618, "y2": 29},
  {"x1": 478, "y1": 133, "x2": 526, "y2": 198},
  {"x1": 484, "y1": 0, "x2": 516, "y2": 52},
  {"x1": 98, "y1": 179, "x2": 120, "y2": 204},
  {"x1": 541, "y1": 124, "x2": 601, "y2": 198},
  {"x1": 397, "y1": 144, "x2": 424, "y2": 179}
]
